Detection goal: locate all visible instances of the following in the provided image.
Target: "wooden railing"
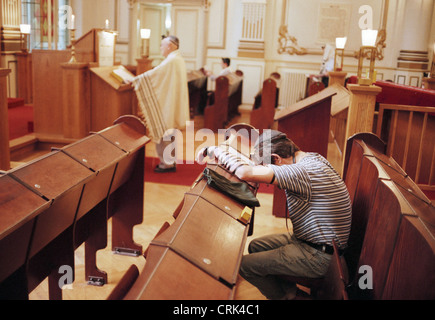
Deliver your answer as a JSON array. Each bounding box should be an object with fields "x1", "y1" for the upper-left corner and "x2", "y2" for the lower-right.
[{"x1": 376, "y1": 103, "x2": 435, "y2": 193}]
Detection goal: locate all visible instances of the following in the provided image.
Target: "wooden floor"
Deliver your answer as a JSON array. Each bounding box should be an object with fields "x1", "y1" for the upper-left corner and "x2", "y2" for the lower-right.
[{"x1": 25, "y1": 105, "x2": 344, "y2": 300}]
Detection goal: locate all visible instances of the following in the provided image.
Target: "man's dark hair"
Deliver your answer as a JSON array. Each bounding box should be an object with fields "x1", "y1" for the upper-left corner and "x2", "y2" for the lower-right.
[
  {"x1": 253, "y1": 130, "x2": 300, "y2": 164},
  {"x1": 222, "y1": 58, "x2": 231, "y2": 66}
]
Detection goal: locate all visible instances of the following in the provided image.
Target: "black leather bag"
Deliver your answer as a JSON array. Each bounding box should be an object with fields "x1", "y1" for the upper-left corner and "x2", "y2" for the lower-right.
[{"x1": 202, "y1": 167, "x2": 260, "y2": 207}]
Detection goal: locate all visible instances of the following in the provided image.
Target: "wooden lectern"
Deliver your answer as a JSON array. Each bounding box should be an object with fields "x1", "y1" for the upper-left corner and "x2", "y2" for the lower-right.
[
  {"x1": 89, "y1": 66, "x2": 136, "y2": 132},
  {"x1": 273, "y1": 89, "x2": 336, "y2": 218},
  {"x1": 31, "y1": 29, "x2": 121, "y2": 141}
]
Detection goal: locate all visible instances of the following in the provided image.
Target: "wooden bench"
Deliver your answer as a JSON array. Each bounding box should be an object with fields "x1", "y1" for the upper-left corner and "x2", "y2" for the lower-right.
[
  {"x1": 250, "y1": 77, "x2": 278, "y2": 133},
  {"x1": 342, "y1": 133, "x2": 435, "y2": 299},
  {"x1": 204, "y1": 71, "x2": 243, "y2": 132},
  {"x1": 281, "y1": 132, "x2": 434, "y2": 300},
  {"x1": 109, "y1": 125, "x2": 258, "y2": 299},
  {"x1": 187, "y1": 69, "x2": 208, "y2": 118},
  {"x1": 0, "y1": 115, "x2": 150, "y2": 299}
]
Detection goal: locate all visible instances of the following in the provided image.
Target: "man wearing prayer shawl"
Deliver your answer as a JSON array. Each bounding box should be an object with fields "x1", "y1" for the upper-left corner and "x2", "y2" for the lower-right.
[{"x1": 132, "y1": 35, "x2": 189, "y2": 173}]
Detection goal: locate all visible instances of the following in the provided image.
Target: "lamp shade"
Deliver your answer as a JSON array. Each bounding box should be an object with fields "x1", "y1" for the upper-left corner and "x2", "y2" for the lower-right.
[
  {"x1": 335, "y1": 37, "x2": 347, "y2": 49},
  {"x1": 361, "y1": 29, "x2": 378, "y2": 47},
  {"x1": 140, "y1": 28, "x2": 151, "y2": 39},
  {"x1": 20, "y1": 24, "x2": 31, "y2": 34}
]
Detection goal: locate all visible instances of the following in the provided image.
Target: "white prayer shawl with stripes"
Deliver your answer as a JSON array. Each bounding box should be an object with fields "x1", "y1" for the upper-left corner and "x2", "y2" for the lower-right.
[{"x1": 133, "y1": 50, "x2": 189, "y2": 143}]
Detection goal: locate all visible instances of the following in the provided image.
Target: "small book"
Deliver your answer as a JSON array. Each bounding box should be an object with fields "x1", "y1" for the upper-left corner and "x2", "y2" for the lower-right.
[{"x1": 110, "y1": 66, "x2": 135, "y2": 84}]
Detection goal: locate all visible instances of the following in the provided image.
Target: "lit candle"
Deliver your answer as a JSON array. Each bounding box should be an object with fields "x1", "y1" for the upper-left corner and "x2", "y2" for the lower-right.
[{"x1": 105, "y1": 19, "x2": 109, "y2": 29}]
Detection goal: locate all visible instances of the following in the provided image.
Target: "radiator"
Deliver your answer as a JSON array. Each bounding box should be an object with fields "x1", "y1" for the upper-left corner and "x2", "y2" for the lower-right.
[{"x1": 280, "y1": 72, "x2": 307, "y2": 106}]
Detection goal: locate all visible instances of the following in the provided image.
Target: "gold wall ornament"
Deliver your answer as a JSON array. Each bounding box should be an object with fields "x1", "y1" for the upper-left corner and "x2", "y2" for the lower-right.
[
  {"x1": 277, "y1": 25, "x2": 307, "y2": 55},
  {"x1": 203, "y1": 0, "x2": 210, "y2": 10},
  {"x1": 354, "y1": 29, "x2": 387, "y2": 61}
]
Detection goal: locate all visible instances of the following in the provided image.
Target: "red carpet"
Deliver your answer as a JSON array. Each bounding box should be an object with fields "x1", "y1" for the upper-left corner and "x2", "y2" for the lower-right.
[
  {"x1": 144, "y1": 157, "x2": 274, "y2": 194},
  {"x1": 8, "y1": 104, "x2": 34, "y2": 140}
]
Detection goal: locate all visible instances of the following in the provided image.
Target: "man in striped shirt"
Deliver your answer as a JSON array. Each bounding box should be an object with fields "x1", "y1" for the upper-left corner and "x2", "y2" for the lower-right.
[{"x1": 199, "y1": 130, "x2": 352, "y2": 299}]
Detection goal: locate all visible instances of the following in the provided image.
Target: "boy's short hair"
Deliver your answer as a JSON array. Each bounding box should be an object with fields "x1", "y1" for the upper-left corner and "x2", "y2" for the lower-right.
[{"x1": 253, "y1": 130, "x2": 300, "y2": 164}]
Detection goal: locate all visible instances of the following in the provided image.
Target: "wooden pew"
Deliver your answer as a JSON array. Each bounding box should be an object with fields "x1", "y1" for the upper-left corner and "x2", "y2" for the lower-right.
[
  {"x1": 342, "y1": 133, "x2": 435, "y2": 300},
  {"x1": 0, "y1": 115, "x2": 150, "y2": 299},
  {"x1": 228, "y1": 70, "x2": 244, "y2": 120},
  {"x1": 106, "y1": 264, "x2": 139, "y2": 300},
  {"x1": 204, "y1": 75, "x2": 229, "y2": 131},
  {"x1": 286, "y1": 132, "x2": 434, "y2": 300},
  {"x1": 0, "y1": 174, "x2": 51, "y2": 299},
  {"x1": 122, "y1": 164, "x2": 255, "y2": 300},
  {"x1": 187, "y1": 69, "x2": 208, "y2": 118},
  {"x1": 250, "y1": 77, "x2": 278, "y2": 133},
  {"x1": 316, "y1": 240, "x2": 349, "y2": 300},
  {"x1": 112, "y1": 125, "x2": 258, "y2": 300},
  {"x1": 204, "y1": 71, "x2": 244, "y2": 132},
  {"x1": 341, "y1": 134, "x2": 388, "y2": 281}
]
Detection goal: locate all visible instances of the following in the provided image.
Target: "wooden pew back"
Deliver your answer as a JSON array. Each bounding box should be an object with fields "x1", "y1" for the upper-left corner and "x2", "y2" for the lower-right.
[
  {"x1": 117, "y1": 126, "x2": 257, "y2": 300},
  {"x1": 204, "y1": 72, "x2": 243, "y2": 132},
  {"x1": 343, "y1": 133, "x2": 435, "y2": 300},
  {"x1": 0, "y1": 115, "x2": 149, "y2": 299},
  {"x1": 250, "y1": 78, "x2": 278, "y2": 133}
]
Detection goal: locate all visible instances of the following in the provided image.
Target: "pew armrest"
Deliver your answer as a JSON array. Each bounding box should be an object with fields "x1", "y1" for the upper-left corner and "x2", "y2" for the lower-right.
[{"x1": 106, "y1": 264, "x2": 139, "y2": 300}]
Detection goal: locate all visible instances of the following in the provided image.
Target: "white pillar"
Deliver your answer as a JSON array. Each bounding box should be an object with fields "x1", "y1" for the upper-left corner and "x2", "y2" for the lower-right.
[{"x1": 127, "y1": 0, "x2": 137, "y2": 65}]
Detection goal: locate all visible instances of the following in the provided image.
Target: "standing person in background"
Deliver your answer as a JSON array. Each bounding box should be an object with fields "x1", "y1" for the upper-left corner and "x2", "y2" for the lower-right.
[
  {"x1": 131, "y1": 35, "x2": 189, "y2": 173},
  {"x1": 319, "y1": 43, "x2": 335, "y2": 88}
]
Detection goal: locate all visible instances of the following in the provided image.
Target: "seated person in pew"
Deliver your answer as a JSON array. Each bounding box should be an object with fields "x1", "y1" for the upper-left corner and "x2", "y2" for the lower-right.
[
  {"x1": 204, "y1": 57, "x2": 233, "y2": 81},
  {"x1": 128, "y1": 35, "x2": 189, "y2": 173},
  {"x1": 197, "y1": 130, "x2": 352, "y2": 300}
]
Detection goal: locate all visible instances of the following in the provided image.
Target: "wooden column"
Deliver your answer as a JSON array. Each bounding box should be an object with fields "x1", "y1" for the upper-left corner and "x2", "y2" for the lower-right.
[
  {"x1": 16, "y1": 52, "x2": 33, "y2": 104},
  {"x1": 61, "y1": 62, "x2": 90, "y2": 139},
  {"x1": 345, "y1": 84, "x2": 382, "y2": 138},
  {"x1": 136, "y1": 57, "x2": 153, "y2": 75},
  {"x1": 0, "y1": 69, "x2": 11, "y2": 170},
  {"x1": 328, "y1": 71, "x2": 347, "y2": 87},
  {"x1": 343, "y1": 84, "x2": 382, "y2": 173}
]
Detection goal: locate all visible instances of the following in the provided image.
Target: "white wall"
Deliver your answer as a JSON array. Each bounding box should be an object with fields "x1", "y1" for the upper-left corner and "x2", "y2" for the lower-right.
[{"x1": 70, "y1": 0, "x2": 435, "y2": 96}]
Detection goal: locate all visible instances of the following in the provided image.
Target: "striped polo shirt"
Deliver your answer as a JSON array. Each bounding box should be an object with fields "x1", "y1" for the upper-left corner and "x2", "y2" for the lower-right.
[{"x1": 270, "y1": 153, "x2": 352, "y2": 249}]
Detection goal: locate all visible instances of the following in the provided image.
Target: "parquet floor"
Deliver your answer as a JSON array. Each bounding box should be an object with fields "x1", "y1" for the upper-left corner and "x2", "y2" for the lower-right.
[{"x1": 27, "y1": 105, "x2": 343, "y2": 300}]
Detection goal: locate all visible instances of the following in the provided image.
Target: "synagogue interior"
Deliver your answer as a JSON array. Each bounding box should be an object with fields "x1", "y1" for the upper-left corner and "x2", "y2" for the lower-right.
[{"x1": 0, "y1": 0, "x2": 434, "y2": 302}]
